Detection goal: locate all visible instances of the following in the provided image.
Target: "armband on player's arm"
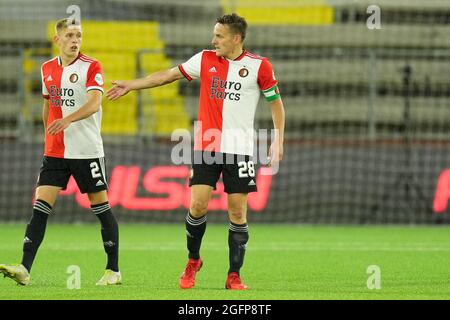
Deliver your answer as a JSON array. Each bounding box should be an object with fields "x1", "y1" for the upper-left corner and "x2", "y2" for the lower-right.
[{"x1": 262, "y1": 85, "x2": 280, "y2": 102}]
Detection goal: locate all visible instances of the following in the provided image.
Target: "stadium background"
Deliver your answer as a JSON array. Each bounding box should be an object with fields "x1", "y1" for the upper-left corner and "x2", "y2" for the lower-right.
[{"x1": 1, "y1": 0, "x2": 450, "y2": 224}]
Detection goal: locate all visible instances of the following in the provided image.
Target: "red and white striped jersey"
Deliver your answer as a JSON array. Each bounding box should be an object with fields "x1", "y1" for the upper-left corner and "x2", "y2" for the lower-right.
[
  {"x1": 41, "y1": 53, "x2": 104, "y2": 159},
  {"x1": 179, "y1": 50, "x2": 279, "y2": 156}
]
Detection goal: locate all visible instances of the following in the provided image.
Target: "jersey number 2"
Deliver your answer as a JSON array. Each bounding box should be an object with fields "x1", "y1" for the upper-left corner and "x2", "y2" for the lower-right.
[{"x1": 90, "y1": 162, "x2": 102, "y2": 179}]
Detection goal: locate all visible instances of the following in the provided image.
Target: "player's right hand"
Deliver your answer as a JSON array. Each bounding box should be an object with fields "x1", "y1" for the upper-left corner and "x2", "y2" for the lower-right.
[
  {"x1": 268, "y1": 140, "x2": 283, "y2": 167},
  {"x1": 106, "y1": 80, "x2": 131, "y2": 101}
]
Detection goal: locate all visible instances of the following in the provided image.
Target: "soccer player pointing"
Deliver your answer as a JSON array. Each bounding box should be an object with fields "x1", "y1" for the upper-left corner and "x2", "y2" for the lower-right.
[
  {"x1": 0, "y1": 19, "x2": 121, "y2": 286},
  {"x1": 108, "y1": 13, "x2": 285, "y2": 290}
]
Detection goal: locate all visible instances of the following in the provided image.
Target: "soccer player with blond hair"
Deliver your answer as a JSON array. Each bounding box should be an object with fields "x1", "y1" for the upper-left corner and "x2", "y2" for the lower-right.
[{"x1": 0, "y1": 18, "x2": 121, "y2": 286}]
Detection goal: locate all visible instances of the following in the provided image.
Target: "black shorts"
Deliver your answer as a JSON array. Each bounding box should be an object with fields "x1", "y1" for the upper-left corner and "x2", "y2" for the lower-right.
[
  {"x1": 37, "y1": 156, "x2": 108, "y2": 194},
  {"x1": 189, "y1": 151, "x2": 257, "y2": 194}
]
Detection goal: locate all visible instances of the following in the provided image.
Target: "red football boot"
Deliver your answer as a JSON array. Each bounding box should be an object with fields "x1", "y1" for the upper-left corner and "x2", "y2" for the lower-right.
[
  {"x1": 179, "y1": 258, "x2": 203, "y2": 289},
  {"x1": 225, "y1": 272, "x2": 249, "y2": 290}
]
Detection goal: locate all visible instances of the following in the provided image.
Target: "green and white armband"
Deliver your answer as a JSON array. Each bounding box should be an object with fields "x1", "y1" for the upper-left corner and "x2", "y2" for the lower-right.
[{"x1": 262, "y1": 85, "x2": 280, "y2": 101}]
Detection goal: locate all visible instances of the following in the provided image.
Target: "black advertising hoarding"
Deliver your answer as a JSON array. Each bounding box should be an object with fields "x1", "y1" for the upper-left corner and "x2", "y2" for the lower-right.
[{"x1": 0, "y1": 140, "x2": 449, "y2": 224}]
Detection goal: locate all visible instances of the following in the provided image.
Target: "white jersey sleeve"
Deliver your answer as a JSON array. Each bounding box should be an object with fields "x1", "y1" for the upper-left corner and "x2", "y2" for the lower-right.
[{"x1": 179, "y1": 51, "x2": 203, "y2": 81}]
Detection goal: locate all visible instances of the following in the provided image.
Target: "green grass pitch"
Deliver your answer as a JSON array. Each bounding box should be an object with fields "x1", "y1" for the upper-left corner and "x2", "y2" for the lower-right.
[{"x1": 0, "y1": 224, "x2": 450, "y2": 300}]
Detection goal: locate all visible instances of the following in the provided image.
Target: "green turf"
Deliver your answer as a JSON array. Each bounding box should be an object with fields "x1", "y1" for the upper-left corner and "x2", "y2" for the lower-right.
[{"x1": 0, "y1": 224, "x2": 450, "y2": 299}]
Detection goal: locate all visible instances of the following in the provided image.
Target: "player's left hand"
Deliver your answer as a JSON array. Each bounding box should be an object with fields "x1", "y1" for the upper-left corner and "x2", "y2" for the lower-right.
[
  {"x1": 47, "y1": 118, "x2": 71, "y2": 135},
  {"x1": 268, "y1": 141, "x2": 283, "y2": 167},
  {"x1": 106, "y1": 80, "x2": 131, "y2": 101}
]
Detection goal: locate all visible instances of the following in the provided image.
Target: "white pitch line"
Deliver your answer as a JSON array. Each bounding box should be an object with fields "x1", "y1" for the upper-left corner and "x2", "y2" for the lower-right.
[{"x1": 1, "y1": 242, "x2": 449, "y2": 252}]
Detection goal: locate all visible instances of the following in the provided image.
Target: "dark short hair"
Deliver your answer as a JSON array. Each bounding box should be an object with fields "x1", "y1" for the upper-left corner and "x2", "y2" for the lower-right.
[{"x1": 216, "y1": 13, "x2": 247, "y2": 41}]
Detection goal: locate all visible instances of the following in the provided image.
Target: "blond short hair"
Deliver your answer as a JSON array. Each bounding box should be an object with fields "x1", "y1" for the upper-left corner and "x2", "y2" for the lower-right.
[{"x1": 55, "y1": 18, "x2": 81, "y2": 35}]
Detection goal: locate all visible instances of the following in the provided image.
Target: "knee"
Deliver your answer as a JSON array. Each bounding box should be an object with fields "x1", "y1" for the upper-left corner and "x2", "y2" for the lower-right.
[
  {"x1": 88, "y1": 191, "x2": 108, "y2": 205},
  {"x1": 190, "y1": 199, "x2": 209, "y2": 217},
  {"x1": 228, "y1": 209, "x2": 246, "y2": 224}
]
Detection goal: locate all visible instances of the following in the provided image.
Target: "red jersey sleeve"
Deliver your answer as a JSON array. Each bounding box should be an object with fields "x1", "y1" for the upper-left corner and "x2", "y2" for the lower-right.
[
  {"x1": 86, "y1": 61, "x2": 104, "y2": 93},
  {"x1": 258, "y1": 58, "x2": 280, "y2": 102}
]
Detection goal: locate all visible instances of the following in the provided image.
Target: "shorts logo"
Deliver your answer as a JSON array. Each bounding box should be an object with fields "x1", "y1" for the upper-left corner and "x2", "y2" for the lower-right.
[
  {"x1": 190, "y1": 169, "x2": 194, "y2": 179},
  {"x1": 94, "y1": 73, "x2": 104, "y2": 86},
  {"x1": 69, "y1": 73, "x2": 78, "y2": 83},
  {"x1": 239, "y1": 68, "x2": 249, "y2": 78}
]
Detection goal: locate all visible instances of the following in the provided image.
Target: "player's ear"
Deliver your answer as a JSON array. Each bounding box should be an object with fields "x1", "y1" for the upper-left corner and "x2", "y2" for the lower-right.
[
  {"x1": 53, "y1": 35, "x2": 59, "y2": 45},
  {"x1": 233, "y1": 33, "x2": 241, "y2": 44}
]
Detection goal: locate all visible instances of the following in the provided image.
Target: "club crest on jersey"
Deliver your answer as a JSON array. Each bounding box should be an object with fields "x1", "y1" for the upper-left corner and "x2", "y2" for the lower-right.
[
  {"x1": 69, "y1": 73, "x2": 78, "y2": 83},
  {"x1": 239, "y1": 68, "x2": 249, "y2": 78}
]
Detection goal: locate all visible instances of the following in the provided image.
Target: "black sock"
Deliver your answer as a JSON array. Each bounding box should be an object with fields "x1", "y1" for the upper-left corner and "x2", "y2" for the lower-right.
[
  {"x1": 185, "y1": 212, "x2": 207, "y2": 260},
  {"x1": 92, "y1": 202, "x2": 119, "y2": 272},
  {"x1": 21, "y1": 199, "x2": 51, "y2": 272},
  {"x1": 228, "y1": 222, "x2": 249, "y2": 275}
]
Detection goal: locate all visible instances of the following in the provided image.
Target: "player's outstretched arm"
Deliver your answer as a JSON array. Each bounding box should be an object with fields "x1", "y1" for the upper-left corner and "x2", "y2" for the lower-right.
[
  {"x1": 106, "y1": 67, "x2": 184, "y2": 101},
  {"x1": 47, "y1": 90, "x2": 102, "y2": 135},
  {"x1": 268, "y1": 98, "x2": 285, "y2": 166}
]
